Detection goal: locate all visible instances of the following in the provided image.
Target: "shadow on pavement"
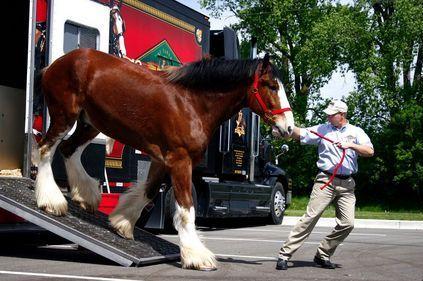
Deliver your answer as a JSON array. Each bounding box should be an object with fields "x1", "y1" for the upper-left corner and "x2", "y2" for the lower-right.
[
  {"x1": 0, "y1": 242, "x2": 116, "y2": 266},
  {"x1": 196, "y1": 217, "x2": 270, "y2": 232},
  {"x1": 291, "y1": 260, "x2": 342, "y2": 269},
  {"x1": 217, "y1": 256, "x2": 273, "y2": 265}
]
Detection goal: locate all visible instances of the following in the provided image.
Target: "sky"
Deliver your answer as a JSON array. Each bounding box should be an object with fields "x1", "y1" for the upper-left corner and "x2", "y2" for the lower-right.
[{"x1": 178, "y1": 0, "x2": 356, "y2": 100}]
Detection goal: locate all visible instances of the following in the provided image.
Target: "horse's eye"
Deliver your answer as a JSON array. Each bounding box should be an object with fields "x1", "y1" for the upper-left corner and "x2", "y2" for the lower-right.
[{"x1": 269, "y1": 85, "x2": 278, "y2": 91}]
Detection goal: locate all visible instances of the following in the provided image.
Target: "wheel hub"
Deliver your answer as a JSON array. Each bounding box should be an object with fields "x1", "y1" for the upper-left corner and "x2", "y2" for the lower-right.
[{"x1": 273, "y1": 191, "x2": 285, "y2": 217}]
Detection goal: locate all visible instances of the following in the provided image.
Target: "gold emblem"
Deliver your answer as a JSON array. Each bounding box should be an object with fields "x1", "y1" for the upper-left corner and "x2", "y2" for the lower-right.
[
  {"x1": 234, "y1": 111, "x2": 246, "y2": 137},
  {"x1": 195, "y1": 28, "x2": 203, "y2": 44}
]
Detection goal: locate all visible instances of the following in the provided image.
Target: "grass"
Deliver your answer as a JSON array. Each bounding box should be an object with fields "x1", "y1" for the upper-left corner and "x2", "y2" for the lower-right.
[{"x1": 285, "y1": 196, "x2": 423, "y2": 221}]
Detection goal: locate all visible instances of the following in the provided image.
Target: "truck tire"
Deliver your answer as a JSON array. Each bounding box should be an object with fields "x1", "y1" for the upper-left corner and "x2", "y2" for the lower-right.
[
  {"x1": 164, "y1": 183, "x2": 197, "y2": 232},
  {"x1": 268, "y1": 182, "x2": 286, "y2": 225}
]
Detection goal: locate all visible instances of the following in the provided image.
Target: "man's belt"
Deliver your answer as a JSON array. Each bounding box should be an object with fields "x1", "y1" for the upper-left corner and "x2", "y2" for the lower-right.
[{"x1": 319, "y1": 169, "x2": 352, "y2": 180}]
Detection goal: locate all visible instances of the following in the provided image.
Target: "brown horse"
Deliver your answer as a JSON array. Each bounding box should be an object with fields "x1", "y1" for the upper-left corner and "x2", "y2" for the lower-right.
[{"x1": 33, "y1": 48, "x2": 294, "y2": 270}]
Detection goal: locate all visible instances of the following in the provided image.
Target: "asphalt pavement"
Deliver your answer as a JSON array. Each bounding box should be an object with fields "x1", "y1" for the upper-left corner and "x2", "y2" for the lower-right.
[
  {"x1": 0, "y1": 219, "x2": 422, "y2": 281},
  {"x1": 283, "y1": 216, "x2": 423, "y2": 230}
]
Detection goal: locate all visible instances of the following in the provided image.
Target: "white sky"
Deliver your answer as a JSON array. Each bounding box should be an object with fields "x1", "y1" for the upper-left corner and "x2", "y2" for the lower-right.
[{"x1": 178, "y1": 0, "x2": 356, "y2": 100}]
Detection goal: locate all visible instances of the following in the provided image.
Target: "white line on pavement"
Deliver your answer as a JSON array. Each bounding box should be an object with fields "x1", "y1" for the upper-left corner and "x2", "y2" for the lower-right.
[
  {"x1": 0, "y1": 271, "x2": 143, "y2": 281},
  {"x1": 218, "y1": 228, "x2": 387, "y2": 236},
  {"x1": 216, "y1": 253, "x2": 277, "y2": 260},
  {"x1": 162, "y1": 235, "x2": 324, "y2": 245}
]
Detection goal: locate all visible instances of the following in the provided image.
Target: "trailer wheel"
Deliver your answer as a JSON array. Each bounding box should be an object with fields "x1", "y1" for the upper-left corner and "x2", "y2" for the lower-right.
[
  {"x1": 164, "y1": 183, "x2": 197, "y2": 232},
  {"x1": 268, "y1": 182, "x2": 286, "y2": 225}
]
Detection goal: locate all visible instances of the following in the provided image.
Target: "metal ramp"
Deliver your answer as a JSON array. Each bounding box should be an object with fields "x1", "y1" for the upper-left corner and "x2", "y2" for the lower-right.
[{"x1": 0, "y1": 177, "x2": 179, "y2": 266}]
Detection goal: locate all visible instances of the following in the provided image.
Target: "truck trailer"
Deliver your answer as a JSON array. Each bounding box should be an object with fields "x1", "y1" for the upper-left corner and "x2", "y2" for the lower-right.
[{"x1": 0, "y1": 0, "x2": 292, "y2": 241}]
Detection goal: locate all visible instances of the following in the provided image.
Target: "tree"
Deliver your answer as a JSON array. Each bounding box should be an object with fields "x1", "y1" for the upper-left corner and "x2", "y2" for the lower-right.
[
  {"x1": 201, "y1": 0, "x2": 423, "y2": 205},
  {"x1": 342, "y1": 0, "x2": 423, "y2": 204},
  {"x1": 201, "y1": 0, "x2": 343, "y2": 121}
]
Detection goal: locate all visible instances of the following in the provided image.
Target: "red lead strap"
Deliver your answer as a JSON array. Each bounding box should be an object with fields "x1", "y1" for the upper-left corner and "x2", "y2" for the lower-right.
[
  {"x1": 310, "y1": 130, "x2": 346, "y2": 190},
  {"x1": 252, "y1": 73, "x2": 292, "y2": 116}
]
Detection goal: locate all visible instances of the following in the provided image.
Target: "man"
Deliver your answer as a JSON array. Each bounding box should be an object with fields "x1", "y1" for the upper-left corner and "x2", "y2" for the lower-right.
[{"x1": 276, "y1": 99, "x2": 374, "y2": 270}]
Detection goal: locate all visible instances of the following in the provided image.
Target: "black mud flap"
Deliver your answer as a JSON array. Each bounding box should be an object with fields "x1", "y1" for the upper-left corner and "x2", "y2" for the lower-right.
[{"x1": 0, "y1": 178, "x2": 179, "y2": 266}]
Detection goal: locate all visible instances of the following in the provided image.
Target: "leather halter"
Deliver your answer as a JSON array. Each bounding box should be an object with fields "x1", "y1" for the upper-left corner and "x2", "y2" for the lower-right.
[{"x1": 252, "y1": 73, "x2": 292, "y2": 117}]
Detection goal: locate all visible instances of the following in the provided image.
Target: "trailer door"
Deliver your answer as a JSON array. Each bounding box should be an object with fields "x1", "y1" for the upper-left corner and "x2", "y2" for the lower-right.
[
  {"x1": 47, "y1": 0, "x2": 109, "y2": 142},
  {"x1": 48, "y1": 0, "x2": 109, "y2": 62}
]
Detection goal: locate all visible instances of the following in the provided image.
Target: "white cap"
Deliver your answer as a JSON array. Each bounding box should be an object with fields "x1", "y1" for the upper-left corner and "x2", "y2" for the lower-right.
[{"x1": 323, "y1": 99, "x2": 348, "y2": 115}]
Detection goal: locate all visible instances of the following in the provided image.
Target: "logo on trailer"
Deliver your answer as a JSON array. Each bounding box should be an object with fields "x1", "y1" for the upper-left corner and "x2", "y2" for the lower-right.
[
  {"x1": 195, "y1": 28, "x2": 203, "y2": 45},
  {"x1": 137, "y1": 40, "x2": 181, "y2": 69}
]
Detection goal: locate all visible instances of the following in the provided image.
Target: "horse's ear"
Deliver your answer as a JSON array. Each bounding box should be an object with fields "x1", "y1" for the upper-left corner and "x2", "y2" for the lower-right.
[
  {"x1": 263, "y1": 53, "x2": 270, "y2": 70},
  {"x1": 258, "y1": 53, "x2": 271, "y2": 76},
  {"x1": 255, "y1": 53, "x2": 271, "y2": 77}
]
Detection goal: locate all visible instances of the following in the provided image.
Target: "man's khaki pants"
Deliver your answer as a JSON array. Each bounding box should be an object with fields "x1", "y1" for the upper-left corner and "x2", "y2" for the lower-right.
[{"x1": 279, "y1": 172, "x2": 356, "y2": 260}]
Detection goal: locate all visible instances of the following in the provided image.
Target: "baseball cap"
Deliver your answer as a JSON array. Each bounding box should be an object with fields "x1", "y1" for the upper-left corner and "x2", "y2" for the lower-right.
[{"x1": 323, "y1": 99, "x2": 348, "y2": 115}]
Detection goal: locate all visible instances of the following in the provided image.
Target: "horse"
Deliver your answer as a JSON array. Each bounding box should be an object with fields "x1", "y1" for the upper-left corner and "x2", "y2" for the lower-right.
[{"x1": 33, "y1": 48, "x2": 294, "y2": 270}]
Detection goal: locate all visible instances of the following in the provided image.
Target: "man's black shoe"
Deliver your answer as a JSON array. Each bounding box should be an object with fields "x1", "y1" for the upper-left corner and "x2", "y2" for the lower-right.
[
  {"x1": 314, "y1": 256, "x2": 335, "y2": 269},
  {"x1": 276, "y1": 258, "x2": 288, "y2": 270}
]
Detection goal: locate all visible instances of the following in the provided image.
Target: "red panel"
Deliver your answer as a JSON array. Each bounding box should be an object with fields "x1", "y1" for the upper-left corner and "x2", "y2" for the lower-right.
[
  {"x1": 121, "y1": 4, "x2": 203, "y2": 63},
  {"x1": 0, "y1": 208, "x2": 25, "y2": 223},
  {"x1": 98, "y1": 193, "x2": 121, "y2": 215},
  {"x1": 36, "y1": 0, "x2": 48, "y2": 22},
  {"x1": 106, "y1": 141, "x2": 126, "y2": 159}
]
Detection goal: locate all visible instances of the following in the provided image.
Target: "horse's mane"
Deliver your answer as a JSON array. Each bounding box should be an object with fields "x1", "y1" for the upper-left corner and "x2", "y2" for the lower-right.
[{"x1": 166, "y1": 58, "x2": 262, "y2": 93}]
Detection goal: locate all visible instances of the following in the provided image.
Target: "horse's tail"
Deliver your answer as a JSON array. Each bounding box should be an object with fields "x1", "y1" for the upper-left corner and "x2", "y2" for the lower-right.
[
  {"x1": 32, "y1": 67, "x2": 48, "y2": 166},
  {"x1": 34, "y1": 67, "x2": 47, "y2": 96}
]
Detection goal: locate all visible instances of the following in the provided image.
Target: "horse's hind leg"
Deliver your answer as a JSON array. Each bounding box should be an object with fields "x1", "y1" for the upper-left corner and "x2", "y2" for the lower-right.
[
  {"x1": 167, "y1": 149, "x2": 217, "y2": 271},
  {"x1": 35, "y1": 121, "x2": 73, "y2": 216},
  {"x1": 59, "y1": 120, "x2": 101, "y2": 213},
  {"x1": 109, "y1": 158, "x2": 165, "y2": 239}
]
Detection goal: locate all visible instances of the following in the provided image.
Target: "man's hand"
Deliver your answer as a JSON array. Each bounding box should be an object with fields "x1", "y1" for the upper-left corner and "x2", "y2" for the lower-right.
[
  {"x1": 290, "y1": 126, "x2": 301, "y2": 141},
  {"x1": 334, "y1": 141, "x2": 374, "y2": 157},
  {"x1": 334, "y1": 141, "x2": 354, "y2": 149}
]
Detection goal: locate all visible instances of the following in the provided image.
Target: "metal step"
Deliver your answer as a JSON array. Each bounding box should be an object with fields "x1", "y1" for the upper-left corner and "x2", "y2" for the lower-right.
[{"x1": 0, "y1": 177, "x2": 179, "y2": 266}]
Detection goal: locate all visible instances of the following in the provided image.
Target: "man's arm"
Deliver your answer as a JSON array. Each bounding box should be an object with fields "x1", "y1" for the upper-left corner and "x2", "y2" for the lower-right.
[
  {"x1": 335, "y1": 142, "x2": 374, "y2": 157},
  {"x1": 290, "y1": 126, "x2": 301, "y2": 141}
]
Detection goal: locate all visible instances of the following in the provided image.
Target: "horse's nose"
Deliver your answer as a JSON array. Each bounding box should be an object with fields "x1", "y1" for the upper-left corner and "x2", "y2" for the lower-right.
[{"x1": 287, "y1": 126, "x2": 293, "y2": 135}]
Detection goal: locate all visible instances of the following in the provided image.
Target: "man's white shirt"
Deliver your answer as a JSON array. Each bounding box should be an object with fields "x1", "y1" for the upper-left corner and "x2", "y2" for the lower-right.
[{"x1": 300, "y1": 123, "x2": 373, "y2": 175}]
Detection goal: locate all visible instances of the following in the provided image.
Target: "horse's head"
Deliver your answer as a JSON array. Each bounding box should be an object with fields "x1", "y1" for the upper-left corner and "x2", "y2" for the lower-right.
[{"x1": 247, "y1": 54, "x2": 294, "y2": 137}]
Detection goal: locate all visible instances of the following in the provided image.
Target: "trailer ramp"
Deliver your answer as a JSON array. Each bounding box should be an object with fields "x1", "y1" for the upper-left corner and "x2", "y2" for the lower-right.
[{"x1": 0, "y1": 177, "x2": 179, "y2": 266}]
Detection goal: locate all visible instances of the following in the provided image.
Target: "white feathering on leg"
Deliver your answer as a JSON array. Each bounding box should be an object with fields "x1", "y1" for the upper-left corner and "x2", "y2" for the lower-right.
[
  {"x1": 35, "y1": 133, "x2": 69, "y2": 216},
  {"x1": 174, "y1": 203, "x2": 217, "y2": 270},
  {"x1": 65, "y1": 142, "x2": 101, "y2": 212},
  {"x1": 109, "y1": 181, "x2": 150, "y2": 239},
  {"x1": 31, "y1": 135, "x2": 41, "y2": 166}
]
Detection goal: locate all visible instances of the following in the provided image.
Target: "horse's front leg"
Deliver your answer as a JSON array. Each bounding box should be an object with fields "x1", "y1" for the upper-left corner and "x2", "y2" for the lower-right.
[
  {"x1": 109, "y1": 159, "x2": 165, "y2": 239},
  {"x1": 168, "y1": 149, "x2": 217, "y2": 271}
]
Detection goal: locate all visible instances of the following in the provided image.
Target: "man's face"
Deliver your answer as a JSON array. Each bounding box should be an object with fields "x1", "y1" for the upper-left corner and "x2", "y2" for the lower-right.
[{"x1": 327, "y1": 112, "x2": 344, "y2": 126}]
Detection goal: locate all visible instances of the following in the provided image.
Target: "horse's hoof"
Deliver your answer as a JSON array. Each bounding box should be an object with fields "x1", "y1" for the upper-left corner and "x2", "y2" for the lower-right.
[
  {"x1": 184, "y1": 264, "x2": 217, "y2": 271},
  {"x1": 73, "y1": 200, "x2": 96, "y2": 213},
  {"x1": 114, "y1": 227, "x2": 134, "y2": 240},
  {"x1": 109, "y1": 215, "x2": 135, "y2": 239},
  {"x1": 42, "y1": 204, "x2": 68, "y2": 216},
  {"x1": 198, "y1": 265, "x2": 217, "y2": 272}
]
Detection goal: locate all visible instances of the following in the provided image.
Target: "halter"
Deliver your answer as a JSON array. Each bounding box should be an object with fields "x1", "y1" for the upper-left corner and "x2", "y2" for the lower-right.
[{"x1": 252, "y1": 73, "x2": 292, "y2": 117}]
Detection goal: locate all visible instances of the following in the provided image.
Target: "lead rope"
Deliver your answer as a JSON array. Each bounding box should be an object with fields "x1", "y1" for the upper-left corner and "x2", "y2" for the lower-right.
[{"x1": 310, "y1": 130, "x2": 346, "y2": 190}]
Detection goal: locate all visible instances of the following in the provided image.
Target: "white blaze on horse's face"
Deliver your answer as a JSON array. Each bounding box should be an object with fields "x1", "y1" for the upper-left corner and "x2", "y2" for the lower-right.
[{"x1": 273, "y1": 79, "x2": 294, "y2": 137}]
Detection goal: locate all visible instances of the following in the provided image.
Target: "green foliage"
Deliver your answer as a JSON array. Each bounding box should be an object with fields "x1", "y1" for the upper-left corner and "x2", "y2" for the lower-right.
[
  {"x1": 201, "y1": 0, "x2": 423, "y2": 206},
  {"x1": 286, "y1": 195, "x2": 423, "y2": 220},
  {"x1": 379, "y1": 101, "x2": 423, "y2": 192}
]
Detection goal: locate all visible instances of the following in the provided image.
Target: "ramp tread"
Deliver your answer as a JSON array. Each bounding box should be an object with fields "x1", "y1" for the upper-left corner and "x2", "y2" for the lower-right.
[{"x1": 0, "y1": 178, "x2": 179, "y2": 266}]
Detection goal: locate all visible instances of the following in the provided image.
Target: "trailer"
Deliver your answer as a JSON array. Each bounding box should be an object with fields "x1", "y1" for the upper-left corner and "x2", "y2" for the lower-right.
[{"x1": 0, "y1": 0, "x2": 292, "y2": 265}]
